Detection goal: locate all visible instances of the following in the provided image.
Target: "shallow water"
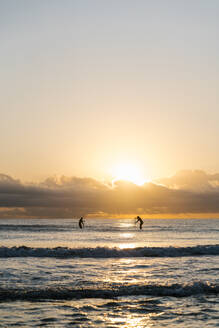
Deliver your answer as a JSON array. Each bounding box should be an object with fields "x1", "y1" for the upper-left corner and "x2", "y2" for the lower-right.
[{"x1": 0, "y1": 218, "x2": 218, "y2": 327}]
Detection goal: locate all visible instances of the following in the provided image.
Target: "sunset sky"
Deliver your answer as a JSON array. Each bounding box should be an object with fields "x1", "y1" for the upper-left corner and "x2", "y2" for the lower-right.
[{"x1": 1, "y1": 1, "x2": 219, "y2": 218}]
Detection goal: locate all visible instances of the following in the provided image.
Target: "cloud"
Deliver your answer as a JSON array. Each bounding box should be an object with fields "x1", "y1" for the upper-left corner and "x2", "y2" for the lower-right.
[
  {"x1": 155, "y1": 169, "x2": 219, "y2": 192},
  {"x1": 0, "y1": 171, "x2": 219, "y2": 218}
]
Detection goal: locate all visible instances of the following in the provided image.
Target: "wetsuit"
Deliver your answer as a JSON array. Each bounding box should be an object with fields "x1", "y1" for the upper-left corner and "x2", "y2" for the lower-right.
[
  {"x1": 136, "y1": 217, "x2": 143, "y2": 230},
  {"x1": 79, "y1": 218, "x2": 84, "y2": 229}
]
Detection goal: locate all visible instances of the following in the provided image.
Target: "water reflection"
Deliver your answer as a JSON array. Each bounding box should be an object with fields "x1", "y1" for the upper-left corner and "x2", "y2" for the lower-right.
[
  {"x1": 109, "y1": 313, "x2": 153, "y2": 327},
  {"x1": 118, "y1": 243, "x2": 136, "y2": 249},
  {"x1": 120, "y1": 233, "x2": 134, "y2": 239},
  {"x1": 118, "y1": 221, "x2": 135, "y2": 229},
  {"x1": 119, "y1": 232, "x2": 137, "y2": 249}
]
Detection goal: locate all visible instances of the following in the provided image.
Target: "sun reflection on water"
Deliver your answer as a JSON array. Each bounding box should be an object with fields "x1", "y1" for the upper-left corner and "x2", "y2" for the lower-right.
[
  {"x1": 118, "y1": 232, "x2": 136, "y2": 249},
  {"x1": 118, "y1": 243, "x2": 136, "y2": 249},
  {"x1": 119, "y1": 233, "x2": 134, "y2": 239},
  {"x1": 109, "y1": 313, "x2": 154, "y2": 328}
]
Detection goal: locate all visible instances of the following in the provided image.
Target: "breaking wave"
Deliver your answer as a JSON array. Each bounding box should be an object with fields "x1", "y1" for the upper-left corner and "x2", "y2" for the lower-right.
[
  {"x1": 0, "y1": 244, "x2": 218, "y2": 258},
  {"x1": 0, "y1": 281, "x2": 218, "y2": 301}
]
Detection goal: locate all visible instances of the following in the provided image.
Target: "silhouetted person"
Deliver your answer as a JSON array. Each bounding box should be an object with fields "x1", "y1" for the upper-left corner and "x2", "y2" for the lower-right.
[
  {"x1": 136, "y1": 216, "x2": 143, "y2": 230},
  {"x1": 79, "y1": 217, "x2": 85, "y2": 229}
]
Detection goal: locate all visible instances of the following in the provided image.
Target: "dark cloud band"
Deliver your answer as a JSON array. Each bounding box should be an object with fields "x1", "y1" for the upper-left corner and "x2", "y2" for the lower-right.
[{"x1": 0, "y1": 171, "x2": 219, "y2": 218}]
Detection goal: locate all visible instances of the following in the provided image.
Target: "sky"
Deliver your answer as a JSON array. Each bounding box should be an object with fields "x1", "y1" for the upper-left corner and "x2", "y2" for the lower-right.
[{"x1": 1, "y1": 1, "x2": 219, "y2": 218}]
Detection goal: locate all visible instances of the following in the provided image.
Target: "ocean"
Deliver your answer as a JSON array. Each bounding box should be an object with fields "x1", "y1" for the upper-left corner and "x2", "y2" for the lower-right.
[{"x1": 0, "y1": 218, "x2": 218, "y2": 327}]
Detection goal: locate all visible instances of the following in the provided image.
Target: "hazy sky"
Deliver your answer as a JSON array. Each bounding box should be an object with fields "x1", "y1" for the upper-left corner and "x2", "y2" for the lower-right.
[{"x1": 1, "y1": 0, "x2": 219, "y2": 184}]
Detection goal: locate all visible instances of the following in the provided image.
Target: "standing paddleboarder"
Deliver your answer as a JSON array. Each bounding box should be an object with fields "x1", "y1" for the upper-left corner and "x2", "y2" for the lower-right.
[
  {"x1": 79, "y1": 217, "x2": 85, "y2": 229},
  {"x1": 136, "y1": 216, "x2": 144, "y2": 230}
]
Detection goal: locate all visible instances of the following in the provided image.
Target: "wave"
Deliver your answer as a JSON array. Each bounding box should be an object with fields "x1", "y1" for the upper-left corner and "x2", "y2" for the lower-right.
[
  {"x1": 0, "y1": 281, "x2": 218, "y2": 301},
  {"x1": 0, "y1": 244, "x2": 219, "y2": 258},
  {"x1": 0, "y1": 224, "x2": 164, "y2": 233},
  {"x1": 0, "y1": 224, "x2": 68, "y2": 232}
]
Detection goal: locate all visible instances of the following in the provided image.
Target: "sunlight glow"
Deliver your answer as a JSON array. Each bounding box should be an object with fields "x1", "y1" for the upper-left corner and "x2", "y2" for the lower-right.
[
  {"x1": 109, "y1": 314, "x2": 153, "y2": 327},
  {"x1": 112, "y1": 162, "x2": 146, "y2": 185},
  {"x1": 118, "y1": 243, "x2": 136, "y2": 249},
  {"x1": 119, "y1": 233, "x2": 134, "y2": 239}
]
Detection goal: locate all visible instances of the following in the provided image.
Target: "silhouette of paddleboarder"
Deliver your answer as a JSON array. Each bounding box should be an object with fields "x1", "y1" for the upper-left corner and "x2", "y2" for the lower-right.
[
  {"x1": 79, "y1": 217, "x2": 85, "y2": 229},
  {"x1": 136, "y1": 216, "x2": 143, "y2": 230}
]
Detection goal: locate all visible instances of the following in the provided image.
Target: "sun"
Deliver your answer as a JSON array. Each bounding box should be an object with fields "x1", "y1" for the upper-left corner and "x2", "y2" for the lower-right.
[{"x1": 112, "y1": 162, "x2": 146, "y2": 186}]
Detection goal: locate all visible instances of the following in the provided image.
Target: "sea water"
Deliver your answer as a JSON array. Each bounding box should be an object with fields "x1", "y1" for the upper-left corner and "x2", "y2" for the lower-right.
[{"x1": 0, "y1": 218, "x2": 218, "y2": 327}]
